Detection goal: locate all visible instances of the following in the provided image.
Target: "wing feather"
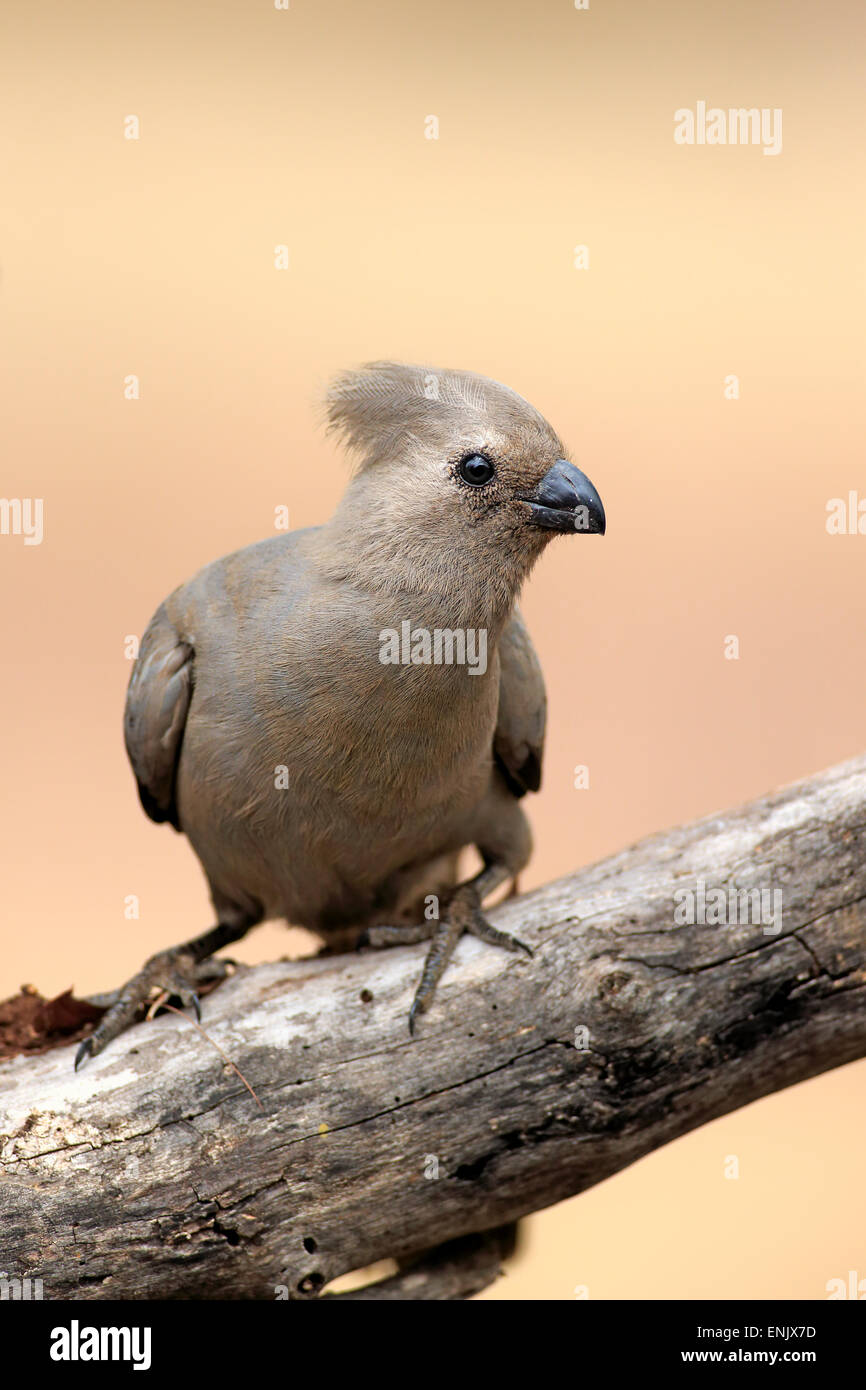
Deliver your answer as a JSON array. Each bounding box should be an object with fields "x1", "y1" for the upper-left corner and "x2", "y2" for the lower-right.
[
  {"x1": 123, "y1": 608, "x2": 193, "y2": 830},
  {"x1": 493, "y1": 609, "x2": 546, "y2": 798}
]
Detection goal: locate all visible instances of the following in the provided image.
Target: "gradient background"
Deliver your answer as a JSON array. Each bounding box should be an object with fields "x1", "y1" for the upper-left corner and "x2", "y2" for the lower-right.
[{"x1": 1, "y1": 0, "x2": 864, "y2": 1299}]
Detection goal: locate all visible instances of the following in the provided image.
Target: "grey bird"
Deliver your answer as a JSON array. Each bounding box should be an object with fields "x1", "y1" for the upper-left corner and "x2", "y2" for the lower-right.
[{"x1": 76, "y1": 362, "x2": 605, "y2": 1067}]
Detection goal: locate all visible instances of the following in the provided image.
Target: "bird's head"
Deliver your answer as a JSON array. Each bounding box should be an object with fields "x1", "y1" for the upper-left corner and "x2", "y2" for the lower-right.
[{"x1": 322, "y1": 361, "x2": 605, "y2": 615}]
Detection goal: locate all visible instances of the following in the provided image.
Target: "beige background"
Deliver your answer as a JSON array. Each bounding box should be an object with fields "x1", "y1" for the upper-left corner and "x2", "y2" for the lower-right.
[{"x1": 1, "y1": 0, "x2": 864, "y2": 1298}]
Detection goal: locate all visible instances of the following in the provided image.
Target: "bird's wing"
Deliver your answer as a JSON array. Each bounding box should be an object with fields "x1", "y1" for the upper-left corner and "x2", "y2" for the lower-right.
[
  {"x1": 493, "y1": 608, "x2": 547, "y2": 797},
  {"x1": 123, "y1": 607, "x2": 193, "y2": 830}
]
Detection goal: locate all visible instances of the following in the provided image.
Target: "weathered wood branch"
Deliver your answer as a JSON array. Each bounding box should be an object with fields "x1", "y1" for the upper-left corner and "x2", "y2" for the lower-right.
[{"x1": 1, "y1": 756, "x2": 864, "y2": 1300}]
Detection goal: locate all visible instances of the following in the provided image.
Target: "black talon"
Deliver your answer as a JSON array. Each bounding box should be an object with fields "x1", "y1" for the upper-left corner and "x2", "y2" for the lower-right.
[{"x1": 64, "y1": 922, "x2": 251, "y2": 1064}]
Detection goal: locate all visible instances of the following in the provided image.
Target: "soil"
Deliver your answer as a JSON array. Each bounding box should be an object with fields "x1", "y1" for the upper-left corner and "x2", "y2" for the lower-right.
[{"x1": 0, "y1": 985, "x2": 106, "y2": 1061}]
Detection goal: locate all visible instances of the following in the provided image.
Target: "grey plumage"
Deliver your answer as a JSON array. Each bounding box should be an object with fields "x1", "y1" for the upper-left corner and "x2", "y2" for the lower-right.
[{"x1": 78, "y1": 361, "x2": 605, "y2": 1065}]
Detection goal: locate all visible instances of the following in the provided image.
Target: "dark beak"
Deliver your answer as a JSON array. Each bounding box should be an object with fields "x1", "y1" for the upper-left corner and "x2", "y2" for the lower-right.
[{"x1": 523, "y1": 459, "x2": 606, "y2": 535}]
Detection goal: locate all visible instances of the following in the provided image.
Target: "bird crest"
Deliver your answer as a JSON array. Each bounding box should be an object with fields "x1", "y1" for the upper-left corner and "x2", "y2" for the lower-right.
[{"x1": 322, "y1": 360, "x2": 538, "y2": 471}]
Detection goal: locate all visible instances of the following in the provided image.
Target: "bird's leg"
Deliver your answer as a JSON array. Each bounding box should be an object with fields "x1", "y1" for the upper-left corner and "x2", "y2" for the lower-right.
[
  {"x1": 408, "y1": 917, "x2": 464, "y2": 1033},
  {"x1": 409, "y1": 861, "x2": 532, "y2": 1033},
  {"x1": 74, "y1": 919, "x2": 253, "y2": 1070}
]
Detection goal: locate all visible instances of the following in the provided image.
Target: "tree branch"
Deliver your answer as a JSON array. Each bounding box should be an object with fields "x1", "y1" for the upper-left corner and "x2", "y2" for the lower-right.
[{"x1": 1, "y1": 756, "x2": 864, "y2": 1300}]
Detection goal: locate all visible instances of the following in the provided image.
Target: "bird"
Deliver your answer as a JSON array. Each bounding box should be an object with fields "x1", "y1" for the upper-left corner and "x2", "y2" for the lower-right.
[{"x1": 76, "y1": 361, "x2": 605, "y2": 1068}]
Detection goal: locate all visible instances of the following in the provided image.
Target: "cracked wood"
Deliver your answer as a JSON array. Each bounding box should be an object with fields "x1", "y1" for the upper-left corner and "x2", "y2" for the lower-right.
[{"x1": 0, "y1": 755, "x2": 864, "y2": 1299}]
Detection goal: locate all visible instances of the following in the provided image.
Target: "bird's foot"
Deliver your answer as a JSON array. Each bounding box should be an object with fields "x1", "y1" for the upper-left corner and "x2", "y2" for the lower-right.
[
  {"x1": 407, "y1": 884, "x2": 532, "y2": 1035},
  {"x1": 75, "y1": 949, "x2": 231, "y2": 1070}
]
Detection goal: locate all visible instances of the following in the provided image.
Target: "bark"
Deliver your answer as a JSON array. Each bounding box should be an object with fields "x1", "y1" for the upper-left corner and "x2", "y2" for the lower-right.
[{"x1": 1, "y1": 755, "x2": 864, "y2": 1300}]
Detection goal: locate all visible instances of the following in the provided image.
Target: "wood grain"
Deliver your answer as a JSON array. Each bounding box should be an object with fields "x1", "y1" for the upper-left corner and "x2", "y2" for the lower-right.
[{"x1": 1, "y1": 756, "x2": 864, "y2": 1300}]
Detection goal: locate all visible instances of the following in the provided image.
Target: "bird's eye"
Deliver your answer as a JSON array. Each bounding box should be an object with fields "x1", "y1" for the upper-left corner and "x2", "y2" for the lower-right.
[{"x1": 458, "y1": 454, "x2": 495, "y2": 487}]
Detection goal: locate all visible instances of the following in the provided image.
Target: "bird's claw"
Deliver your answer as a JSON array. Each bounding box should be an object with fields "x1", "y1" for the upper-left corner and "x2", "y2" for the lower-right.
[
  {"x1": 73, "y1": 948, "x2": 226, "y2": 1069},
  {"x1": 406, "y1": 904, "x2": 532, "y2": 1036}
]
